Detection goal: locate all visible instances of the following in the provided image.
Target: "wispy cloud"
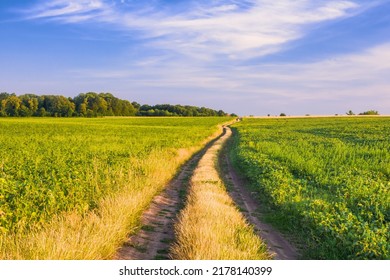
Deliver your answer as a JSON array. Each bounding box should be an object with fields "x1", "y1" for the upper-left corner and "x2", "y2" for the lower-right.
[
  {"x1": 67, "y1": 42, "x2": 390, "y2": 114},
  {"x1": 25, "y1": 0, "x2": 107, "y2": 20},
  {"x1": 23, "y1": 0, "x2": 363, "y2": 59},
  {"x1": 16, "y1": 0, "x2": 390, "y2": 114}
]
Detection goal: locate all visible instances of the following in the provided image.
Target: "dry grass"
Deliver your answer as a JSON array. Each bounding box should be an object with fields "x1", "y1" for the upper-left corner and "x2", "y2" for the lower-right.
[
  {"x1": 0, "y1": 119, "x2": 233, "y2": 260},
  {"x1": 0, "y1": 123, "x2": 227, "y2": 260},
  {"x1": 0, "y1": 150, "x2": 185, "y2": 259},
  {"x1": 171, "y1": 128, "x2": 271, "y2": 260}
]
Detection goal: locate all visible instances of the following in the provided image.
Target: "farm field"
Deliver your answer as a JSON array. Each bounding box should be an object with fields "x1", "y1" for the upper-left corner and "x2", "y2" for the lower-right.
[
  {"x1": 231, "y1": 117, "x2": 390, "y2": 259},
  {"x1": 0, "y1": 117, "x2": 231, "y2": 259}
]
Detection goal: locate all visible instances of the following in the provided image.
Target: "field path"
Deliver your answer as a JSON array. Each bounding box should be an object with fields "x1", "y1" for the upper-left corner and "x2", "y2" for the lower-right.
[
  {"x1": 116, "y1": 123, "x2": 298, "y2": 260},
  {"x1": 219, "y1": 128, "x2": 299, "y2": 260},
  {"x1": 115, "y1": 129, "x2": 223, "y2": 260}
]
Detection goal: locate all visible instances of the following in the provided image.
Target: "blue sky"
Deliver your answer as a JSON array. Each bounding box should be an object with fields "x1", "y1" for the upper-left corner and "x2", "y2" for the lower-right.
[{"x1": 1, "y1": 0, "x2": 389, "y2": 115}]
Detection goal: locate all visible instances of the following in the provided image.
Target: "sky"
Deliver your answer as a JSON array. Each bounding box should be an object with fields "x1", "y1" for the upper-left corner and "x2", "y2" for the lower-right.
[{"x1": 1, "y1": 0, "x2": 390, "y2": 116}]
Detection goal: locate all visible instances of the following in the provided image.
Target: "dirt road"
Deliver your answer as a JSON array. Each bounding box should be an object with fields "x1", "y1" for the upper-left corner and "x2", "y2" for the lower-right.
[
  {"x1": 219, "y1": 130, "x2": 299, "y2": 259},
  {"x1": 116, "y1": 125, "x2": 298, "y2": 260},
  {"x1": 115, "y1": 131, "x2": 222, "y2": 260}
]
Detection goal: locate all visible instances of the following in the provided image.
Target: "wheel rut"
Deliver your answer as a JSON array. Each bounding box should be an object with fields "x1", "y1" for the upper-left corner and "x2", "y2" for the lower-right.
[
  {"x1": 116, "y1": 124, "x2": 298, "y2": 260},
  {"x1": 219, "y1": 127, "x2": 300, "y2": 260},
  {"x1": 115, "y1": 130, "x2": 223, "y2": 260}
]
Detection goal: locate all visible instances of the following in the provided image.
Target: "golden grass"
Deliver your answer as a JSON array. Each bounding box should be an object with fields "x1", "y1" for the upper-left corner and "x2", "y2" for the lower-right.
[
  {"x1": 0, "y1": 123, "x2": 226, "y2": 260},
  {"x1": 171, "y1": 128, "x2": 271, "y2": 260},
  {"x1": 0, "y1": 150, "x2": 178, "y2": 259}
]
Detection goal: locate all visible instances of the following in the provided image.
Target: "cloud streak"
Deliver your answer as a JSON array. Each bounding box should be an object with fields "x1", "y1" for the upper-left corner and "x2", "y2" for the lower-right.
[
  {"x1": 66, "y1": 41, "x2": 390, "y2": 115},
  {"x1": 24, "y1": 0, "x2": 363, "y2": 59},
  {"x1": 26, "y1": 0, "x2": 107, "y2": 18},
  {"x1": 15, "y1": 0, "x2": 390, "y2": 115}
]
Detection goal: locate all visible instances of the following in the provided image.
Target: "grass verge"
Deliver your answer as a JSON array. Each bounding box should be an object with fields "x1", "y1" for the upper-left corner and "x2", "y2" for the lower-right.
[{"x1": 171, "y1": 127, "x2": 271, "y2": 260}]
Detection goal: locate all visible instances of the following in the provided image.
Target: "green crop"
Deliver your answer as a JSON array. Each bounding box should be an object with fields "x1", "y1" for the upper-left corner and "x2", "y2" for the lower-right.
[
  {"x1": 0, "y1": 117, "x2": 230, "y2": 235},
  {"x1": 231, "y1": 117, "x2": 390, "y2": 259}
]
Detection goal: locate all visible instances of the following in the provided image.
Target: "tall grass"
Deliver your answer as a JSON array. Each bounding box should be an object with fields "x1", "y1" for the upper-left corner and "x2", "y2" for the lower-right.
[
  {"x1": 171, "y1": 128, "x2": 270, "y2": 260},
  {"x1": 0, "y1": 117, "x2": 231, "y2": 259},
  {"x1": 0, "y1": 150, "x2": 179, "y2": 259}
]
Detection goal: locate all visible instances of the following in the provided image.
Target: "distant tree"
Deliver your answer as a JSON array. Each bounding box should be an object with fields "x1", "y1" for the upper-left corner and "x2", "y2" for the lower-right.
[
  {"x1": 131, "y1": 102, "x2": 141, "y2": 110},
  {"x1": 136, "y1": 103, "x2": 225, "y2": 117},
  {"x1": 0, "y1": 91, "x2": 229, "y2": 117},
  {"x1": 37, "y1": 107, "x2": 48, "y2": 117},
  {"x1": 19, "y1": 94, "x2": 39, "y2": 116},
  {"x1": 4, "y1": 95, "x2": 22, "y2": 116},
  {"x1": 85, "y1": 92, "x2": 107, "y2": 116},
  {"x1": 0, "y1": 92, "x2": 11, "y2": 101},
  {"x1": 346, "y1": 110, "x2": 355, "y2": 116},
  {"x1": 73, "y1": 93, "x2": 87, "y2": 116},
  {"x1": 217, "y1": 110, "x2": 226, "y2": 116},
  {"x1": 79, "y1": 103, "x2": 87, "y2": 116},
  {"x1": 98, "y1": 93, "x2": 114, "y2": 116},
  {"x1": 359, "y1": 110, "x2": 379, "y2": 115},
  {"x1": 39, "y1": 95, "x2": 75, "y2": 117},
  {"x1": 280, "y1": 113, "x2": 286, "y2": 117},
  {"x1": 0, "y1": 93, "x2": 10, "y2": 116},
  {"x1": 120, "y1": 100, "x2": 136, "y2": 116}
]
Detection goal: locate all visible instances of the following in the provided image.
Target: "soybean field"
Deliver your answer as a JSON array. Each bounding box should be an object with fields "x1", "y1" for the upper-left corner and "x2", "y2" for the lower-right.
[
  {"x1": 0, "y1": 117, "x2": 231, "y2": 259},
  {"x1": 231, "y1": 117, "x2": 390, "y2": 259}
]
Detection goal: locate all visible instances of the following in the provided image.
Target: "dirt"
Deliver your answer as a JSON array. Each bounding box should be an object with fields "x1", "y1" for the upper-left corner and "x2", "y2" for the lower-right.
[
  {"x1": 116, "y1": 124, "x2": 299, "y2": 260},
  {"x1": 219, "y1": 127, "x2": 299, "y2": 260},
  {"x1": 114, "y1": 130, "x2": 223, "y2": 260}
]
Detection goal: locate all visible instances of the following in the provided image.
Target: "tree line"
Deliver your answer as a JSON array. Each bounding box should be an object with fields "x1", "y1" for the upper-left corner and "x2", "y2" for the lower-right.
[
  {"x1": 346, "y1": 110, "x2": 380, "y2": 116},
  {"x1": 0, "y1": 92, "x2": 230, "y2": 117}
]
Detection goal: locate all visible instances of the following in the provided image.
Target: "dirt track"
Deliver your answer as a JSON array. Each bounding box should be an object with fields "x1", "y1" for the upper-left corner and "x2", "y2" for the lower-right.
[
  {"x1": 115, "y1": 130, "x2": 222, "y2": 260},
  {"x1": 115, "y1": 125, "x2": 298, "y2": 260},
  {"x1": 115, "y1": 150, "x2": 200, "y2": 260},
  {"x1": 219, "y1": 131, "x2": 299, "y2": 259}
]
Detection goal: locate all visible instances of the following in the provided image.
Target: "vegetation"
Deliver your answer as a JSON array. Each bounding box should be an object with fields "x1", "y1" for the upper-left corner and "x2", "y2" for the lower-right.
[
  {"x1": 359, "y1": 110, "x2": 379, "y2": 115},
  {"x1": 137, "y1": 104, "x2": 227, "y2": 117},
  {"x1": 346, "y1": 109, "x2": 380, "y2": 116},
  {"x1": 0, "y1": 117, "x2": 231, "y2": 259},
  {"x1": 231, "y1": 117, "x2": 390, "y2": 259},
  {"x1": 0, "y1": 92, "x2": 229, "y2": 117},
  {"x1": 171, "y1": 128, "x2": 270, "y2": 260}
]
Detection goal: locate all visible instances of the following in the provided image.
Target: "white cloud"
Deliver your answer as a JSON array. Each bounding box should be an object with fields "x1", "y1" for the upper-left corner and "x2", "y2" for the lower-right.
[
  {"x1": 18, "y1": 0, "x2": 390, "y2": 114},
  {"x1": 25, "y1": 0, "x2": 109, "y2": 22},
  {"x1": 24, "y1": 0, "x2": 362, "y2": 59},
  {"x1": 71, "y1": 42, "x2": 390, "y2": 90},
  {"x1": 66, "y1": 42, "x2": 390, "y2": 114}
]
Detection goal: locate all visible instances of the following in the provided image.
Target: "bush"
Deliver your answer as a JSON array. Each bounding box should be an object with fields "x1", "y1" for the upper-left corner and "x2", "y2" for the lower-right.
[{"x1": 359, "y1": 110, "x2": 379, "y2": 115}]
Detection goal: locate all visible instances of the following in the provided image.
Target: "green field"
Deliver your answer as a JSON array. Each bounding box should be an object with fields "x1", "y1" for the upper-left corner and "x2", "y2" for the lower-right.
[
  {"x1": 0, "y1": 117, "x2": 231, "y2": 259},
  {"x1": 231, "y1": 117, "x2": 390, "y2": 259}
]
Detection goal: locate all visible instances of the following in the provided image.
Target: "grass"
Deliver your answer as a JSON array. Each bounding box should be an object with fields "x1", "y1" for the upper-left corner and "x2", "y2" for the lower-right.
[
  {"x1": 160, "y1": 238, "x2": 173, "y2": 244},
  {"x1": 231, "y1": 117, "x2": 390, "y2": 259},
  {"x1": 141, "y1": 225, "x2": 156, "y2": 232},
  {"x1": 0, "y1": 117, "x2": 232, "y2": 259},
  {"x1": 130, "y1": 242, "x2": 148, "y2": 253},
  {"x1": 171, "y1": 128, "x2": 271, "y2": 260},
  {"x1": 154, "y1": 254, "x2": 170, "y2": 260}
]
